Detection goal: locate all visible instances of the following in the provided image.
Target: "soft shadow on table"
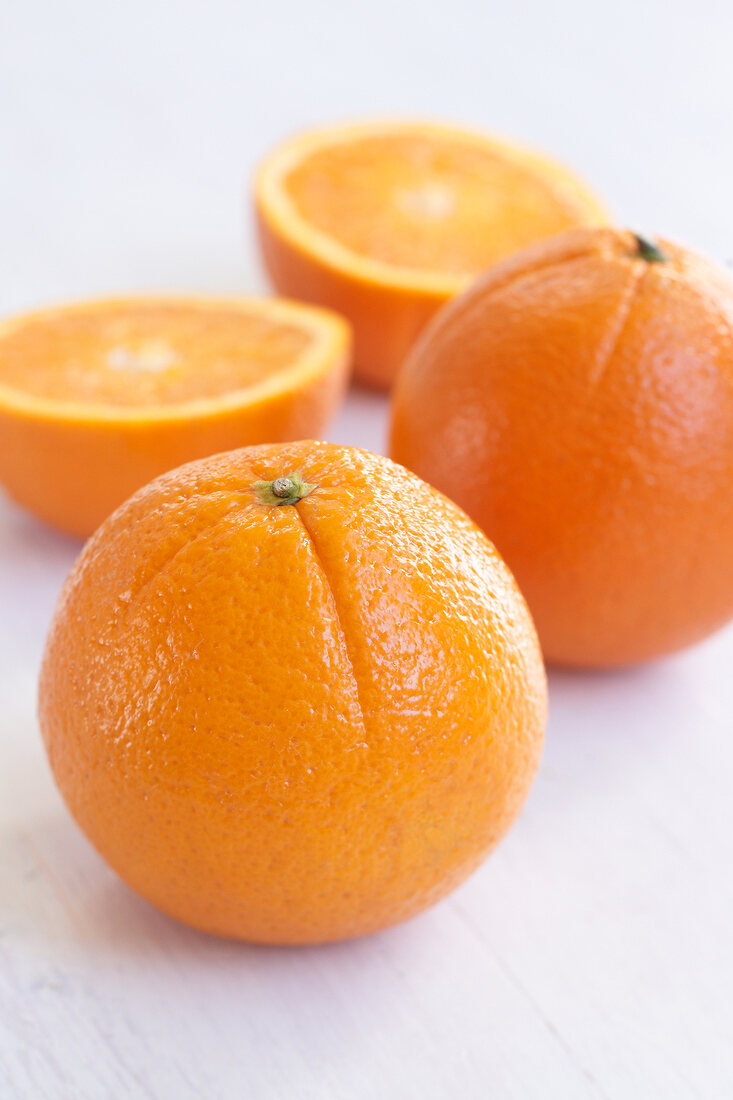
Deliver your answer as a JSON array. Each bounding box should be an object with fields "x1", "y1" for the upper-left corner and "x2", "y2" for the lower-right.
[
  {"x1": 518, "y1": 643, "x2": 715, "y2": 844},
  {"x1": 2, "y1": 811, "x2": 477, "y2": 1099},
  {"x1": 0, "y1": 495, "x2": 82, "y2": 561},
  {"x1": 546, "y1": 645, "x2": 709, "y2": 750},
  {"x1": 0, "y1": 810, "x2": 430, "y2": 973},
  {"x1": 2, "y1": 637, "x2": 723, "y2": 974}
]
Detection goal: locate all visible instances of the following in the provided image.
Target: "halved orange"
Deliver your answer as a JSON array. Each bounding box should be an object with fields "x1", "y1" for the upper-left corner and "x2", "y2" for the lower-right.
[
  {"x1": 254, "y1": 120, "x2": 608, "y2": 388},
  {"x1": 0, "y1": 296, "x2": 350, "y2": 537}
]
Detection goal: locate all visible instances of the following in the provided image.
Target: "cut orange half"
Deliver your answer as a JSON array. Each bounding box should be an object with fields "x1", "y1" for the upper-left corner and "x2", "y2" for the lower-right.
[
  {"x1": 0, "y1": 296, "x2": 350, "y2": 537},
  {"x1": 255, "y1": 120, "x2": 608, "y2": 389}
]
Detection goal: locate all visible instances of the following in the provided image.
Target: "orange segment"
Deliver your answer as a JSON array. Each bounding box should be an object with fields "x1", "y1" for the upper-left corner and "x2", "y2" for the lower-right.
[
  {"x1": 255, "y1": 120, "x2": 608, "y2": 388},
  {"x1": 0, "y1": 296, "x2": 350, "y2": 536}
]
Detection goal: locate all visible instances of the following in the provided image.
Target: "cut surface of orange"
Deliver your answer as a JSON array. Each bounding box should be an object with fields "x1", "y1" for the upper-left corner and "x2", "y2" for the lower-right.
[
  {"x1": 255, "y1": 120, "x2": 607, "y2": 387},
  {"x1": 0, "y1": 296, "x2": 350, "y2": 537}
]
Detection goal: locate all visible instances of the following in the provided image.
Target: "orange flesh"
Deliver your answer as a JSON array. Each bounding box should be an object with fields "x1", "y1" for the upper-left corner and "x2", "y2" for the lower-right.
[
  {"x1": 0, "y1": 304, "x2": 312, "y2": 407},
  {"x1": 284, "y1": 133, "x2": 601, "y2": 276}
]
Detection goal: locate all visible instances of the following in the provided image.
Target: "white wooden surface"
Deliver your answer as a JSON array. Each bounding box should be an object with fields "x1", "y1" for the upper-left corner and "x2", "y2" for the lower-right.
[{"x1": 2, "y1": 1, "x2": 733, "y2": 1096}]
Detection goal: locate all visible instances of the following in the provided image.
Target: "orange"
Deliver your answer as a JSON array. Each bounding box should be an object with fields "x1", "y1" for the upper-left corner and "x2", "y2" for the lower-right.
[
  {"x1": 0, "y1": 296, "x2": 350, "y2": 537},
  {"x1": 254, "y1": 120, "x2": 607, "y2": 389},
  {"x1": 39, "y1": 441, "x2": 546, "y2": 944},
  {"x1": 391, "y1": 227, "x2": 733, "y2": 667}
]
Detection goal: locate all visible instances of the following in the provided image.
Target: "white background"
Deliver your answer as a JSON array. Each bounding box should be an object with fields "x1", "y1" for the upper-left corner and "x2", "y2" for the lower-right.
[{"x1": 2, "y1": 1, "x2": 733, "y2": 1097}]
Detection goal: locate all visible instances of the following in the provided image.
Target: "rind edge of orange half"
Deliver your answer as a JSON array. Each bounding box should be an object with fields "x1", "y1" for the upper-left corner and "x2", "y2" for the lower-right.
[
  {"x1": 0, "y1": 295, "x2": 352, "y2": 425},
  {"x1": 254, "y1": 118, "x2": 610, "y2": 298}
]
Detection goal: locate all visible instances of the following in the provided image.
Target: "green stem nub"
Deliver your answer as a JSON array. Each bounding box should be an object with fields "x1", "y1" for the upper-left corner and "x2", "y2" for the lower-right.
[
  {"x1": 252, "y1": 471, "x2": 318, "y2": 507},
  {"x1": 633, "y1": 233, "x2": 668, "y2": 263},
  {"x1": 272, "y1": 477, "x2": 295, "y2": 498}
]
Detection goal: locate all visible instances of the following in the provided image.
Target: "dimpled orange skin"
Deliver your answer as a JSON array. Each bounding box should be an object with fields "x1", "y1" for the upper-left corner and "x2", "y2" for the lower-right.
[
  {"x1": 390, "y1": 227, "x2": 733, "y2": 667},
  {"x1": 39, "y1": 441, "x2": 546, "y2": 945}
]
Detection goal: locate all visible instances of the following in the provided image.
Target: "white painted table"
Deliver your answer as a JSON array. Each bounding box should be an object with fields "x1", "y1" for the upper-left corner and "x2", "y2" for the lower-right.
[{"x1": 2, "y1": 1, "x2": 733, "y2": 1096}]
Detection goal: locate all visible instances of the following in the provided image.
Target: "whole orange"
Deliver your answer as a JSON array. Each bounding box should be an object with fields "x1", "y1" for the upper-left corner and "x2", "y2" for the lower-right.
[
  {"x1": 390, "y1": 227, "x2": 733, "y2": 667},
  {"x1": 39, "y1": 441, "x2": 546, "y2": 944}
]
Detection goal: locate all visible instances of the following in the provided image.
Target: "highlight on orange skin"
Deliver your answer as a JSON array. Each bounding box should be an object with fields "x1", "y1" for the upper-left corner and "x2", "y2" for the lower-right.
[
  {"x1": 391, "y1": 226, "x2": 733, "y2": 667},
  {"x1": 40, "y1": 441, "x2": 547, "y2": 944}
]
